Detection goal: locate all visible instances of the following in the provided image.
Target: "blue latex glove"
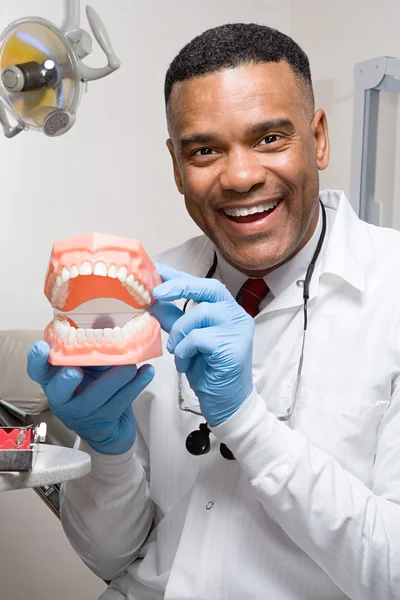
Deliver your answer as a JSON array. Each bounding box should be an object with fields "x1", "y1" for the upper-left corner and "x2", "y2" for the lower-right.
[
  {"x1": 151, "y1": 263, "x2": 255, "y2": 427},
  {"x1": 27, "y1": 341, "x2": 154, "y2": 455}
]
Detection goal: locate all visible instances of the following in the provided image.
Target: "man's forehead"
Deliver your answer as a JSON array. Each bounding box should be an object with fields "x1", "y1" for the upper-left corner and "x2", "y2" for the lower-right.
[{"x1": 168, "y1": 62, "x2": 304, "y2": 135}]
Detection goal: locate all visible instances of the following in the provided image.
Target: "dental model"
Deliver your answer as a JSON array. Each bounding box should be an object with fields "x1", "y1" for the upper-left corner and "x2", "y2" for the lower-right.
[{"x1": 44, "y1": 233, "x2": 162, "y2": 366}]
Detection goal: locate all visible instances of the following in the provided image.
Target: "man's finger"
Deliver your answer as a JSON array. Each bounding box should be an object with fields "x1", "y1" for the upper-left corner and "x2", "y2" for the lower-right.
[
  {"x1": 67, "y1": 364, "x2": 139, "y2": 413},
  {"x1": 154, "y1": 263, "x2": 191, "y2": 281},
  {"x1": 173, "y1": 329, "x2": 217, "y2": 372},
  {"x1": 150, "y1": 299, "x2": 184, "y2": 333},
  {"x1": 27, "y1": 341, "x2": 60, "y2": 387},
  {"x1": 167, "y1": 302, "x2": 225, "y2": 352},
  {"x1": 46, "y1": 367, "x2": 84, "y2": 407},
  {"x1": 94, "y1": 364, "x2": 155, "y2": 421},
  {"x1": 153, "y1": 277, "x2": 232, "y2": 305}
]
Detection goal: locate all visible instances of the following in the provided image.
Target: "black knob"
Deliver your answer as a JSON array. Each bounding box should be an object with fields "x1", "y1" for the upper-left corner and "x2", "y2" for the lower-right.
[
  {"x1": 186, "y1": 423, "x2": 211, "y2": 456},
  {"x1": 220, "y1": 443, "x2": 235, "y2": 460}
]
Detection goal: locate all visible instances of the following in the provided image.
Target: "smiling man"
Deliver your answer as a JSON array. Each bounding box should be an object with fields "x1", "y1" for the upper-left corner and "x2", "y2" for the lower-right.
[
  {"x1": 27, "y1": 24, "x2": 400, "y2": 600},
  {"x1": 165, "y1": 50, "x2": 326, "y2": 276}
]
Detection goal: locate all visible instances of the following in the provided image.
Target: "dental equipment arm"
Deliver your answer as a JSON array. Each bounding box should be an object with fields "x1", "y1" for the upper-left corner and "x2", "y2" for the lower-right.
[
  {"x1": 63, "y1": 2, "x2": 121, "y2": 81},
  {"x1": 0, "y1": 102, "x2": 23, "y2": 138},
  {"x1": 0, "y1": 0, "x2": 121, "y2": 137}
]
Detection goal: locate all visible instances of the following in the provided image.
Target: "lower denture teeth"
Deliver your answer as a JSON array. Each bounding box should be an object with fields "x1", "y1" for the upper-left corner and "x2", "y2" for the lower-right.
[
  {"x1": 137, "y1": 314, "x2": 149, "y2": 331},
  {"x1": 114, "y1": 327, "x2": 123, "y2": 344},
  {"x1": 67, "y1": 328, "x2": 76, "y2": 345},
  {"x1": 76, "y1": 329, "x2": 85, "y2": 344},
  {"x1": 104, "y1": 328, "x2": 113, "y2": 344},
  {"x1": 86, "y1": 329, "x2": 94, "y2": 343},
  {"x1": 60, "y1": 323, "x2": 69, "y2": 340},
  {"x1": 94, "y1": 330, "x2": 103, "y2": 344}
]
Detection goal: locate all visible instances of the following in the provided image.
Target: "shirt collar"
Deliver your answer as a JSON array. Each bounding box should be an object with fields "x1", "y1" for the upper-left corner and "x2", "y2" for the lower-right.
[
  {"x1": 319, "y1": 189, "x2": 366, "y2": 292},
  {"x1": 215, "y1": 200, "x2": 325, "y2": 300},
  {"x1": 201, "y1": 189, "x2": 366, "y2": 303}
]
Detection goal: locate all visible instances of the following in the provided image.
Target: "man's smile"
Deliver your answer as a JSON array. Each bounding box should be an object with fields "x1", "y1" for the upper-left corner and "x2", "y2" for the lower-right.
[{"x1": 218, "y1": 197, "x2": 283, "y2": 234}]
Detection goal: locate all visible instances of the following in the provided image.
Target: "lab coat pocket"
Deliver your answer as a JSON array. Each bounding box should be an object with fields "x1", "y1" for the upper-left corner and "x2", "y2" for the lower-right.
[{"x1": 286, "y1": 381, "x2": 389, "y2": 485}]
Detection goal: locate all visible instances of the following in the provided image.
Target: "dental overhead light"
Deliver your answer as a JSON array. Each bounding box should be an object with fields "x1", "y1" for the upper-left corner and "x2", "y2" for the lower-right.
[{"x1": 0, "y1": 0, "x2": 120, "y2": 138}]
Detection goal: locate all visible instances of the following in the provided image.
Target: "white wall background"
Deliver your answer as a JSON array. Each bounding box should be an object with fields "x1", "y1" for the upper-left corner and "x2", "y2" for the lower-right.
[
  {"x1": 291, "y1": 0, "x2": 400, "y2": 228},
  {"x1": 0, "y1": 2, "x2": 291, "y2": 599},
  {"x1": 0, "y1": 0, "x2": 290, "y2": 332}
]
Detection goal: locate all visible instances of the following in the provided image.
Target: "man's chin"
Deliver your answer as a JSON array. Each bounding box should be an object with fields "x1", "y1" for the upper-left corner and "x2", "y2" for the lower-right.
[{"x1": 217, "y1": 245, "x2": 290, "y2": 276}]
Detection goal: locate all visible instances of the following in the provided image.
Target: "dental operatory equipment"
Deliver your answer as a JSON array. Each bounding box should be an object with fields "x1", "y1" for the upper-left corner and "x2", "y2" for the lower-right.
[
  {"x1": 44, "y1": 233, "x2": 162, "y2": 366},
  {"x1": 0, "y1": 420, "x2": 47, "y2": 471},
  {"x1": 350, "y1": 56, "x2": 400, "y2": 224},
  {"x1": 0, "y1": 0, "x2": 120, "y2": 138}
]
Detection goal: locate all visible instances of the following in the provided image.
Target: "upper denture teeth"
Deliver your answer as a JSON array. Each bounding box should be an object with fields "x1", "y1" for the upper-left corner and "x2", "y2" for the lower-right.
[
  {"x1": 117, "y1": 266, "x2": 127, "y2": 283},
  {"x1": 80, "y1": 262, "x2": 92, "y2": 276},
  {"x1": 51, "y1": 259, "x2": 152, "y2": 312},
  {"x1": 61, "y1": 267, "x2": 70, "y2": 282},
  {"x1": 70, "y1": 265, "x2": 79, "y2": 278},
  {"x1": 108, "y1": 265, "x2": 117, "y2": 278},
  {"x1": 93, "y1": 262, "x2": 107, "y2": 277},
  {"x1": 123, "y1": 275, "x2": 151, "y2": 305}
]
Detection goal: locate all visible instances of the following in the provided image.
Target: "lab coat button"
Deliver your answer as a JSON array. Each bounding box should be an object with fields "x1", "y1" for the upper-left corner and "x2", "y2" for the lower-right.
[
  {"x1": 206, "y1": 501, "x2": 214, "y2": 510},
  {"x1": 296, "y1": 279, "x2": 305, "y2": 288}
]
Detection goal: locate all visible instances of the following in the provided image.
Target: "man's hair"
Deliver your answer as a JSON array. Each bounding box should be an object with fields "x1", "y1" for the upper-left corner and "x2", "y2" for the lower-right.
[{"x1": 164, "y1": 23, "x2": 314, "y2": 118}]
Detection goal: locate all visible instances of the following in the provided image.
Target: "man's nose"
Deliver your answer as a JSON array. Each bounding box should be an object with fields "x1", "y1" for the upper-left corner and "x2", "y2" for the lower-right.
[{"x1": 219, "y1": 149, "x2": 266, "y2": 193}]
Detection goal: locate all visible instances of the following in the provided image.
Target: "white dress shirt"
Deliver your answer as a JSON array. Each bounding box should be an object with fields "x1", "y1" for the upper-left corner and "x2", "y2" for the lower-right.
[{"x1": 61, "y1": 190, "x2": 400, "y2": 599}]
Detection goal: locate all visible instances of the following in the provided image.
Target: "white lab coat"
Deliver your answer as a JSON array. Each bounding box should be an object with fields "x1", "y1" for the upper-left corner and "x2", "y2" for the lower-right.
[{"x1": 61, "y1": 190, "x2": 400, "y2": 599}]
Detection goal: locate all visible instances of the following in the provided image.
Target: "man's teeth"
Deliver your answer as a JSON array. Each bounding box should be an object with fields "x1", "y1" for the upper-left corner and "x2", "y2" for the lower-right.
[
  {"x1": 223, "y1": 199, "x2": 279, "y2": 218},
  {"x1": 51, "y1": 261, "x2": 152, "y2": 310},
  {"x1": 53, "y1": 313, "x2": 151, "y2": 345}
]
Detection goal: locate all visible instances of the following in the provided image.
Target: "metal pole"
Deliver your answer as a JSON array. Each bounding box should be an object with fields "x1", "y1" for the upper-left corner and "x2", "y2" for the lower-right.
[{"x1": 62, "y1": 0, "x2": 80, "y2": 32}]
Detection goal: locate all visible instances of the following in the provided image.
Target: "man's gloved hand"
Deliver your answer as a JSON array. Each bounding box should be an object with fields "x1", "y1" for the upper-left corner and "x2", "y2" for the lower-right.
[
  {"x1": 151, "y1": 263, "x2": 255, "y2": 427},
  {"x1": 27, "y1": 341, "x2": 154, "y2": 455}
]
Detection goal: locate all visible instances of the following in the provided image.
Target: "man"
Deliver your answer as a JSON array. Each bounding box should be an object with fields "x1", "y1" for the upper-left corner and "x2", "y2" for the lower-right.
[{"x1": 27, "y1": 23, "x2": 400, "y2": 599}]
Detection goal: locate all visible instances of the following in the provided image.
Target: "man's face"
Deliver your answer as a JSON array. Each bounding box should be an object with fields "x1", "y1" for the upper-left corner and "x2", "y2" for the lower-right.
[{"x1": 167, "y1": 61, "x2": 330, "y2": 276}]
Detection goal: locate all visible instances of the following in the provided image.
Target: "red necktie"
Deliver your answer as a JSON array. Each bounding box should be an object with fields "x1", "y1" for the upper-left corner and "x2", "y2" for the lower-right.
[{"x1": 237, "y1": 278, "x2": 269, "y2": 317}]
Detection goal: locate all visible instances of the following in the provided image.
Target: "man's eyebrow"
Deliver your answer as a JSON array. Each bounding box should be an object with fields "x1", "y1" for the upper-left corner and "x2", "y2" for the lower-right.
[
  {"x1": 178, "y1": 119, "x2": 294, "y2": 150},
  {"x1": 179, "y1": 132, "x2": 220, "y2": 150},
  {"x1": 246, "y1": 119, "x2": 294, "y2": 136}
]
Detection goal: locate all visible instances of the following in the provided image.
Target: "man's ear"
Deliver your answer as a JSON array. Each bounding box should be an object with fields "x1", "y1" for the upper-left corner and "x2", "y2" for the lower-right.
[
  {"x1": 166, "y1": 139, "x2": 184, "y2": 194},
  {"x1": 311, "y1": 109, "x2": 330, "y2": 171}
]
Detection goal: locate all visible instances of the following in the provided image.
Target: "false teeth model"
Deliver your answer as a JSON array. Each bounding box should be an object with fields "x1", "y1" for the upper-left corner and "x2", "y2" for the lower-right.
[{"x1": 44, "y1": 232, "x2": 162, "y2": 366}]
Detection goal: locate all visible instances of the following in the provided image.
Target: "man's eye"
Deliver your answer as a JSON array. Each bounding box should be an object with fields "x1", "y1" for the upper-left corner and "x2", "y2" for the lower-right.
[
  {"x1": 259, "y1": 135, "x2": 281, "y2": 145},
  {"x1": 194, "y1": 148, "x2": 215, "y2": 156}
]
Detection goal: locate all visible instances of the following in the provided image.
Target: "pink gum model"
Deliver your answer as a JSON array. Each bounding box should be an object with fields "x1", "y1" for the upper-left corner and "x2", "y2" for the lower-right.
[{"x1": 44, "y1": 232, "x2": 163, "y2": 366}]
